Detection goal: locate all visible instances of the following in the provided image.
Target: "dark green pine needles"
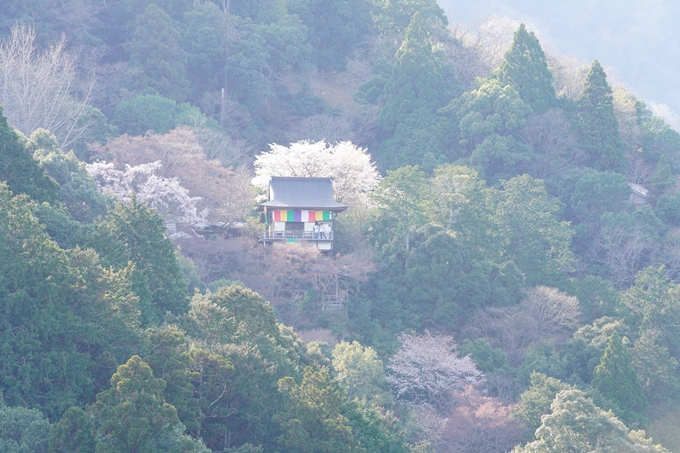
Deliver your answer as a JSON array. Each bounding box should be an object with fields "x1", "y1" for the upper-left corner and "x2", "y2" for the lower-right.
[
  {"x1": 577, "y1": 60, "x2": 626, "y2": 173},
  {"x1": 493, "y1": 23, "x2": 556, "y2": 114},
  {"x1": 0, "y1": 106, "x2": 59, "y2": 204},
  {"x1": 592, "y1": 331, "x2": 649, "y2": 427}
]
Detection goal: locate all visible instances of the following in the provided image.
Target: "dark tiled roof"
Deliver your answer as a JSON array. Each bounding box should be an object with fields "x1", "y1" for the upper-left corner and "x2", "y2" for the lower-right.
[{"x1": 258, "y1": 177, "x2": 347, "y2": 211}]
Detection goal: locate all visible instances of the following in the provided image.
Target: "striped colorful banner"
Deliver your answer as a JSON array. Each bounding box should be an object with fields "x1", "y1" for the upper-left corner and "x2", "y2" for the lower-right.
[{"x1": 272, "y1": 210, "x2": 331, "y2": 222}]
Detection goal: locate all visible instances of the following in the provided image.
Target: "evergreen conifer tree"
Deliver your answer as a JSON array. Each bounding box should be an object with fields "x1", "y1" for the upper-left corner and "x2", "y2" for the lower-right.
[
  {"x1": 378, "y1": 12, "x2": 450, "y2": 135},
  {"x1": 493, "y1": 23, "x2": 556, "y2": 114},
  {"x1": 92, "y1": 198, "x2": 189, "y2": 325},
  {"x1": 592, "y1": 331, "x2": 649, "y2": 427},
  {"x1": 578, "y1": 60, "x2": 626, "y2": 172},
  {"x1": 377, "y1": 12, "x2": 457, "y2": 169},
  {"x1": 0, "y1": 107, "x2": 58, "y2": 204}
]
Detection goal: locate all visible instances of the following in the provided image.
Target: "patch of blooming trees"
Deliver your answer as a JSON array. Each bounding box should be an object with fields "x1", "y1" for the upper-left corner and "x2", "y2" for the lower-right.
[
  {"x1": 86, "y1": 161, "x2": 208, "y2": 224},
  {"x1": 252, "y1": 140, "x2": 381, "y2": 204}
]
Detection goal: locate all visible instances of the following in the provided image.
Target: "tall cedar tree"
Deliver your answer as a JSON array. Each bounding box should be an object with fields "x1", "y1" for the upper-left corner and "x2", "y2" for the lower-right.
[
  {"x1": 592, "y1": 331, "x2": 649, "y2": 427},
  {"x1": 378, "y1": 12, "x2": 449, "y2": 136},
  {"x1": 0, "y1": 185, "x2": 93, "y2": 419},
  {"x1": 92, "y1": 198, "x2": 189, "y2": 325},
  {"x1": 578, "y1": 60, "x2": 626, "y2": 173},
  {"x1": 0, "y1": 106, "x2": 58, "y2": 204},
  {"x1": 89, "y1": 355, "x2": 179, "y2": 453},
  {"x1": 493, "y1": 23, "x2": 556, "y2": 114}
]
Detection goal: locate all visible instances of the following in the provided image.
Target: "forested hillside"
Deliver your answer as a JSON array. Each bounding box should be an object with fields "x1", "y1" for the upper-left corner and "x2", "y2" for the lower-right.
[{"x1": 2, "y1": 0, "x2": 680, "y2": 452}]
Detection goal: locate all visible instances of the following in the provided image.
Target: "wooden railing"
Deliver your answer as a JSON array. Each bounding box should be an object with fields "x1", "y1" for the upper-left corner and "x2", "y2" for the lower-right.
[{"x1": 263, "y1": 230, "x2": 333, "y2": 240}]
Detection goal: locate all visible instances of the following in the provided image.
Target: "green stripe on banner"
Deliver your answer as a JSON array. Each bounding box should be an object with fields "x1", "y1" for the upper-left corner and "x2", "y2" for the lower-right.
[
  {"x1": 323, "y1": 211, "x2": 331, "y2": 221},
  {"x1": 287, "y1": 210, "x2": 295, "y2": 222}
]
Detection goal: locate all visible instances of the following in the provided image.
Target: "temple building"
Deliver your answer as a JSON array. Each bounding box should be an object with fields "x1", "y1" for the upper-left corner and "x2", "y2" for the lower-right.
[{"x1": 258, "y1": 177, "x2": 347, "y2": 252}]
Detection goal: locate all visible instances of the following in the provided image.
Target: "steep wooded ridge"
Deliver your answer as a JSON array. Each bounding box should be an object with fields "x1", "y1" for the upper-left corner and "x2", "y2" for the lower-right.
[{"x1": 1, "y1": 1, "x2": 680, "y2": 452}]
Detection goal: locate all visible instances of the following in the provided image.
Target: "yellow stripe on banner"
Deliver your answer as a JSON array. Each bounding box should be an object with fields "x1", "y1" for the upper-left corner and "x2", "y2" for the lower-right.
[{"x1": 315, "y1": 211, "x2": 323, "y2": 221}]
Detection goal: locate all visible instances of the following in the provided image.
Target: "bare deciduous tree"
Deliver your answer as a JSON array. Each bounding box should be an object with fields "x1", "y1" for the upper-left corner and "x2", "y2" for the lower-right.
[
  {"x1": 520, "y1": 108, "x2": 584, "y2": 179},
  {"x1": 0, "y1": 25, "x2": 96, "y2": 148},
  {"x1": 464, "y1": 287, "x2": 580, "y2": 366},
  {"x1": 286, "y1": 114, "x2": 356, "y2": 144},
  {"x1": 546, "y1": 53, "x2": 589, "y2": 100},
  {"x1": 626, "y1": 154, "x2": 654, "y2": 187},
  {"x1": 591, "y1": 225, "x2": 657, "y2": 288},
  {"x1": 449, "y1": 18, "x2": 519, "y2": 86},
  {"x1": 445, "y1": 387, "x2": 523, "y2": 453},
  {"x1": 522, "y1": 286, "x2": 581, "y2": 337}
]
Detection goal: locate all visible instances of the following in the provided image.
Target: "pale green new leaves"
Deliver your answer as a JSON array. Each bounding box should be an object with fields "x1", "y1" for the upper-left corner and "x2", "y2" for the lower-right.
[
  {"x1": 513, "y1": 390, "x2": 669, "y2": 453},
  {"x1": 332, "y1": 341, "x2": 392, "y2": 406}
]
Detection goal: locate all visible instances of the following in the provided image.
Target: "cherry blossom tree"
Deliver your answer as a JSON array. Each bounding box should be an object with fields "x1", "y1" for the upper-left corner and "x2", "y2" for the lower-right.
[
  {"x1": 252, "y1": 140, "x2": 380, "y2": 204},
  {"x1": 89, "y1": 128, "x2": 254, "y2": 228},
  {"x1": 386, "y1": 332, "x2": 484, "y2": 411},
  {"x1": 86, "y1": 160, "x2": 207, "y2": 224}
]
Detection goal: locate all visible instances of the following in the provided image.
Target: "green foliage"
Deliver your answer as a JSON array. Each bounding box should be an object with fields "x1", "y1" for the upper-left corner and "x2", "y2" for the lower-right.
[
  {"x1": 182, "y1": 286, "x2": 309, "y2": 449},
  {"x1": 113, "y1": 94, "x2": 216, "y2": 137},
  {"x1": 124, "y1": 4, "x2": 189, "y2": 100},
  {"x1": 495, "y1": 175, "x2": 575, "y2": 286},
  {"x1": 0, "y1": 404, "x2": 50, "y2": 453},
  {"x1": 377, "y1": 12, "x2": 457, "y2": 169},
  {"x1": 650, "y1": 155, "x2": 675, "y2": 194},
  {"x1": 226, "y1": 15, "x2": 314, "y2": 119},
  {"x1": 621, "y1": 267, "x2": 680, "y2": 358},
  {"x1": 90, "y1": 355, "x2": 180, "y2": 453},
  {"x1": 92, "y1": 199, "x2": 189, "y2": 325},
  {"x1": 0, "y1": 185, "x2": 96, "y2": 419},
  {"x1": 515, "y1": 372, "x2": 573, "y2": 432},
  {"x1": 514, "y1": 389, "x2": 668, "y2": 452},
  {"x1": 355, "y1": 58, "x2": 392, "y2": 105},
  {"x1": 229, "y1": 0, "x2": 286, "y2": 22},
  {"x1": 289, "y1": 0, "x2": 373, "y2": 70},
  {"x1": 458, "y1": 338, "x2": 508, "y2": 374},
  {"x1": 379, "y1": 108, "x2": 453, "y2": 170},
  {"x1": 29, "y1": 129, "x2": 108, "y2": 222},
  {"x1": 562, "y1": 317, "x2": 630, "y2": 385},
  {"x1": 572, "y1": 276, "x2": 622, "y2": 322},
  {"x1": 183, "y1": 0, "x2": 227, "y2": 96},
  {"x1": 654, "y1": 193, "x2": 680, "y2": 226},
  {"x1": 144, "y1": 328, "x2": 201, "y2": 435},
  {"x1": 0, "y1": 107, "x2": 58, "y2": 204},
  {"x1": 342, "y1": 400, "x2": 409, "y2": 453},
  {"x1": 640, "y1": 115, "x2": 680, "y2": 171},
  {"x1": 570, "y1": 169, "x2": 630, "y2": 226},
  {"x1": 444, "y1": 79, "x2": 532, "y2": 180},
  {"x1": 517, "y1": 341, "x2": 566, "y2": 386},
  {"x1": 592, "y1": 332, "x2": 649, "y2": 427},
  {"x1": 332, "y1": 341, "x2": 392, "y2": 407},
  {"x1": 369, "y1": 165, "x2": 429, "y2": 257},
  {"x1": 630, "y1": 329, "x2": 680, "y2": 404},
  {"x1": 113, "y1": 94, "x2": 179, "y2": 136},
  {"x1": 492, "y1": 24, "x2": 556, "y2": 114},
  {"x1": 372, "y1": 0, "x2": 448, "y2": 35},
  {"x1": 577, "y1": 60, "x2": 626, "y2": 172},
  {"x1": 276, "y1": 367, "x2": 363, "y2": 453},
  {"x1": 49, "y1": 406, "x2": 96, "y2": 453}
]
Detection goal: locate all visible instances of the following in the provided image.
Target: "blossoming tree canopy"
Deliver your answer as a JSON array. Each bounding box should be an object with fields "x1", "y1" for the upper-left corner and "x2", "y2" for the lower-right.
[{"x1": 252, "y1": 140, "x2": 381, "y2": 204}]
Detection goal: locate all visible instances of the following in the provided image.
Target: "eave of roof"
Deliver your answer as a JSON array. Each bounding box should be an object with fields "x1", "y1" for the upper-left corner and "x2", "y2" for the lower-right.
[{"x1": 256, "y1": 176, "x2": 348, "y2": 212}]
